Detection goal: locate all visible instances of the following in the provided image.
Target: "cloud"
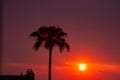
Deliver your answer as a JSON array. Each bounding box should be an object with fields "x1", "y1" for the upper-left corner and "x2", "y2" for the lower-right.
[{"x1": 66, "y1": 62, "x2": 120, "y2": 72}]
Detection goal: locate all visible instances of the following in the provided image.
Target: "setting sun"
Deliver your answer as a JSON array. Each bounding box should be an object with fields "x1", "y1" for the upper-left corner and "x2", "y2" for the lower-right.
[{"x1": 79, "y1": 63, "x2": 87, "y2": 71}]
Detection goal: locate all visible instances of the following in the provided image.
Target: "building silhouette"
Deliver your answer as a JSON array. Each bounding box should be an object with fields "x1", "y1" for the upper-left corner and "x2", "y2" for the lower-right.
[{"x1": 0, "y1": 69, "x2": 35, "y2": 80}]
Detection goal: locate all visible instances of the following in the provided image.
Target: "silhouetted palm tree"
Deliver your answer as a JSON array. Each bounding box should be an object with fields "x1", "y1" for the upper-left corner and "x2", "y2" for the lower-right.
[{"x1": 30, "y1": 25, "x2": 70, "y2": 80}]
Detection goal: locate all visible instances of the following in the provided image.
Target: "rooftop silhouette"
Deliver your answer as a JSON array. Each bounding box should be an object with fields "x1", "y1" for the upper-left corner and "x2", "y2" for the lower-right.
[{"x1": 0, "y1": 69, "x2": 35, "y2": 80}]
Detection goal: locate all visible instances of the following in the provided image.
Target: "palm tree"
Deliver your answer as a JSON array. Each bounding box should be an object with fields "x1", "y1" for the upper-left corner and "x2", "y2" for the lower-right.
[{"x1": 30, "y1": 25, "x2": 70, "y2": 80}]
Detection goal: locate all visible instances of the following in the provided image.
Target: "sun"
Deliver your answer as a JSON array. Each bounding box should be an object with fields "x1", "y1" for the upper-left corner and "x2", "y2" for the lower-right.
[{"x1": 79, "y1": 63, "x2": 87, "y2": 71}]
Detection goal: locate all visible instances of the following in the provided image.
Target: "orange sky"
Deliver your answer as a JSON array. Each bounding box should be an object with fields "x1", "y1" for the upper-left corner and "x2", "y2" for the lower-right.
[
  {"x1": 2, "y1": 62, "x2": 120, "y2": 80},
  {"x1": 2, "y1": 0, "x2": 120, "y2": 80}
]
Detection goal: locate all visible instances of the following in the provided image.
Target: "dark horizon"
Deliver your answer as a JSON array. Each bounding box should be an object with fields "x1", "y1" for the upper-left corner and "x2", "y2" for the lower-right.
[{"x1": 0, "y1": 69, "x2": 35, "y2": 80}]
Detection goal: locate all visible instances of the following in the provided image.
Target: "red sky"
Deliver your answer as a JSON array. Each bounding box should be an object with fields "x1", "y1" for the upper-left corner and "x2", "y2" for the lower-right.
[{"x1": 1, "y1": 0, "x2": 120, "y2": 80}]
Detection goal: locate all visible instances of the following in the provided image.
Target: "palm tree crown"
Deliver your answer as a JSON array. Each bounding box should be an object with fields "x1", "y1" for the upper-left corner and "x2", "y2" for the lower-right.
[
  {"x1": 30, "y1": 25, "x2": 70, "y2": 80},
  {"x1": 30, "y1": 25, "x2": 70, "y2": 52}
]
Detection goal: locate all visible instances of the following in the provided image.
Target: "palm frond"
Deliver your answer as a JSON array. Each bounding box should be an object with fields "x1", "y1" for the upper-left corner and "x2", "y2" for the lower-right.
[
  {"x1": 30, "y1": 25, "x2": 70, "y2": 52},
  {"x1": 30, "y1": 32, "x2": 40, "y2": 37},
  {"x1": 57, "y1": 32, "x2": 67, "y2": 37},
  {"x1": 54, "y1": 40, "x2": 64, "y2": 52},
  {"x1": 63, "y1": 41, "x2": 70, "y2": 51},
  {"x1": 38, "y1": 25, "x2": 49, "y2": 35},
  {"x1": 33, "y1": 40, "x2": 42, "y2": 51},
  {"x1": 54, "y1": 38, "x2": 70, "y2": 52}
]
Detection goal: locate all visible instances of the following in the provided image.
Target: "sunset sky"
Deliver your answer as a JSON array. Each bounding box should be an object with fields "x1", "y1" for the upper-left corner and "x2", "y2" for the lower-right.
[{"x1": 2, "y1": 0, "x2": 120, "y2": 80}]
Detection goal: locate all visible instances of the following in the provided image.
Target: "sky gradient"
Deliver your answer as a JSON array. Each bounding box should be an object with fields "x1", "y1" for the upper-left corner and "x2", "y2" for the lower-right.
[{"x1": 2, "y1": 0, "x2": 120, "y2": 80}]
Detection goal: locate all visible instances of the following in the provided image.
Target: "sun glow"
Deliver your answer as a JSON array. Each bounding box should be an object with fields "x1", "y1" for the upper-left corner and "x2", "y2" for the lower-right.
[{"x1": 79, "y1": 63, "x2": 87, "y2": 71}]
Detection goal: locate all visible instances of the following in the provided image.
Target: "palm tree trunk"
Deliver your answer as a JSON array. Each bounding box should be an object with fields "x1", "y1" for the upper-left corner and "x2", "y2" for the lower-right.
[{"x1": 48, "y1": 48, "x2": 52, "y2": 80}]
